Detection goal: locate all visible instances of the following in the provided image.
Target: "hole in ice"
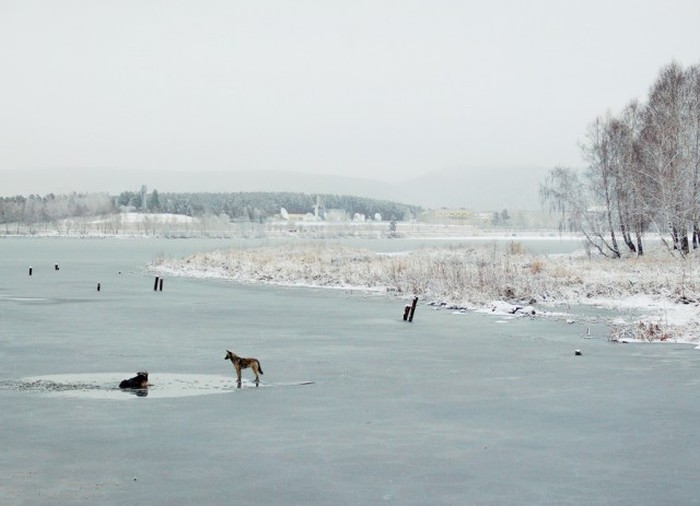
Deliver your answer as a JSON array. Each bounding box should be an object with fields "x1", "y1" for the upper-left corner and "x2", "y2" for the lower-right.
[
  {"x1": 3, "y1": 373, "x2": 243, "y2": 400},
  {"x1": 1, "y1": 373, "x2": 314, "y2": 400}
]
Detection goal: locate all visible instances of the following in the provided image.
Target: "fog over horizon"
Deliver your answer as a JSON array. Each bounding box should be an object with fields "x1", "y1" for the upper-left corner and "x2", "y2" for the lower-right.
[
  {"x1": 2, "y1": 1, "x2": 699, "y2": 201},
  {"x1": 0, "y1": 166, "x2": 552, "y2": 211}
]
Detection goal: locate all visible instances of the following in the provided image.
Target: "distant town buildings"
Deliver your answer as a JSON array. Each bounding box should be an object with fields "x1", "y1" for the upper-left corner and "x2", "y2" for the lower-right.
[
  {"x1": 422, "y1": 208, "x2": 471, "y2": 224},
  {"x1": 420, "y1": 208, "x2": 500, "y2": 226}
]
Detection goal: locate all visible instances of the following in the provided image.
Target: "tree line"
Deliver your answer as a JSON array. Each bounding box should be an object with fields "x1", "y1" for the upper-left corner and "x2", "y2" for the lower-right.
[
  {"x1": 0, "y1": 190, "x2": 423, "y2": 228},
  {"x1": 116, "y1": 191, "x2": 422, "y2": 222},
  {"x1": 0, "y1": 193, "x2": 115, "y2": 230},
  {"x1": 541, "y1": 61, "x2": 700, "y2": 257}
]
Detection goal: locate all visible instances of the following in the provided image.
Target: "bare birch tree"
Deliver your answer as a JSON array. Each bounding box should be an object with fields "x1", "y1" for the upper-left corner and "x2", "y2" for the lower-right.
[
  {"x1": 639, "y1": 62, "x2": 690, "y2": 253},
  {"x1": 580, "y1": 115, "x2": 622, "y2": 257},
  {"x1": 543, "y1": 61, "x2": 700, "y2": 258}
]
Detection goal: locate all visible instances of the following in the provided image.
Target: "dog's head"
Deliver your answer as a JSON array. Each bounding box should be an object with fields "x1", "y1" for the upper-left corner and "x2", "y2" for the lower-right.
[
  {"x1": 136, "y1": 371, "x2": 150, "y2": 388},
  {"x1": 136, "y1": 371, "x2": 149, "y2": 387},
  {"x1": 224, "y1": 350, "x2": 235, "y2": 361}
]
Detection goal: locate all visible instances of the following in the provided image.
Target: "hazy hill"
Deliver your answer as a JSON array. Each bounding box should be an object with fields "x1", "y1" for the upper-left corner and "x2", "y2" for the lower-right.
[
  {"x1": 1, "y1": 168, "x2": 394, "y2": 201},
  {"x1": 396, "y1": 166, "x2": 552, "y2": 210},
  {"x1": 1, "y1": 166, "x2": 553, "y2": 211}
]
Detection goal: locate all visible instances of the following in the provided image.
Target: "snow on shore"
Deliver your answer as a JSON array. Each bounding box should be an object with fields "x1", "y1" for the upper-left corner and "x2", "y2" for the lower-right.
[{"x1": 150, "y1": 243, "x2": 700, "y2": 345}]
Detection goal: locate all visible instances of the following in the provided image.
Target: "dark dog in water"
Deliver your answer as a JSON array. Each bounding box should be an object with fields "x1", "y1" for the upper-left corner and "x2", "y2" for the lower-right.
[
  {"x1": 224, "y1": 350, "x2": 263, "y2": 386},
  {"x1": 119, "y1": 371, "x2": 149, "y2": 389}
]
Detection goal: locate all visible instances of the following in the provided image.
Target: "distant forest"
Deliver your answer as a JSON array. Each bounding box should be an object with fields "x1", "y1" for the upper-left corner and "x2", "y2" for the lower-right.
[
  {"x1": 117, "y1": 190, "x2": 422, "y2": 222},
  {"x1": 0, "y1": 190, "x2": 423, "y2": 225}
]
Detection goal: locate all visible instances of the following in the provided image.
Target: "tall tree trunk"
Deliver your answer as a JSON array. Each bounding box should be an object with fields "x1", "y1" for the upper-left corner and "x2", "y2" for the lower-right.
[
  {"x1": 635, "y1": 226, "x2": 644, "y2": 256},
  {"x1": 671, "y1": 225, "x2": 690, "y2": 254},
  {"x1": 606, "y1": 209, "x2": 621, "y2": 258},
  {"x1": 681, "y1": 234, "x2": 690, "y2": 254},
  {"x1": 620, "y1": 222, "x2": 636, "y2": 252},
  {"x1": 616, "y1": 197, "x2": 636, "y2": 253}
]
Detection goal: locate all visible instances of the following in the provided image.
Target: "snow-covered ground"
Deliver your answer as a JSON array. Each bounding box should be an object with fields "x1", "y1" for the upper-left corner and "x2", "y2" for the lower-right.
[
  {"x1": 114, "y1": 212, "x2": 196, "y2": 224},
  {"x1": 151, "y1": 243, "x2": 700, "y2": 345}
]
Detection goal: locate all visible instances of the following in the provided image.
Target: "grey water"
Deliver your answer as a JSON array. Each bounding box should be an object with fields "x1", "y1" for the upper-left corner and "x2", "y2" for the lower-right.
[{"x1": 1, "y1": 237, "x2": 699, "y2": 505}]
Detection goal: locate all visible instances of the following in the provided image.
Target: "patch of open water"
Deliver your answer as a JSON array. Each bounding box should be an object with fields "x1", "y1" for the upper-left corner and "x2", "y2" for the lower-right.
[{"x1": 0, "y1": 373, "x2": 313, "y2": 399}]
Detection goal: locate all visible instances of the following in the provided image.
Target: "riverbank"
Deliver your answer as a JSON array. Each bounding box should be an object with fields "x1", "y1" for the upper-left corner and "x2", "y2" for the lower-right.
[
  {"x1": 1, "y1": 212, "x2": 565, "y2": 240},
  {"x1": 150, "y1": 242, "x2": 700, "y2": 346}
]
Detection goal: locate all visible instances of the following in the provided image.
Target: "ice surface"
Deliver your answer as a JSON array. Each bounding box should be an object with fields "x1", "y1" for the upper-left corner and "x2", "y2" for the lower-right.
[{"x1": 2, "y1": 238, "x2": 700, "y2": 506}]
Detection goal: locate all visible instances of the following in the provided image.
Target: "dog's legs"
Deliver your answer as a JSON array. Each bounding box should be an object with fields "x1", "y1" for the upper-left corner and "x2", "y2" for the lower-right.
[
  {"x1": 250, "y1": 364, "x2": 259, "y2": 385},
  {"x1": 235, "y1": 365, "x2": 242, "y2": 388}
]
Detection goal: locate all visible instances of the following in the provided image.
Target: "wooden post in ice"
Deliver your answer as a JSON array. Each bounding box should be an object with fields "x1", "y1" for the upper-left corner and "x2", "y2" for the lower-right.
[
  {"x1": 29, "y1": 266, "x2": 33, "y2": 276},
  {"x1": 408, "y1": 296, "x2": 418, "y2": 322},
  {"x1": 403, "y1": 305, "x2": 411, "y2": 321},
  {"x1": 54, "y1": 263, "x2": 59, "y2": 271},
  {"x1": 97, "y1": 283, "x2": 101, "y2": 292},
  {"x1": 159, "y1": 277, "x2": 163, "y2": 292},
  {"x1": 154, "y1": 276, "x2": 159, "y2": 291}
]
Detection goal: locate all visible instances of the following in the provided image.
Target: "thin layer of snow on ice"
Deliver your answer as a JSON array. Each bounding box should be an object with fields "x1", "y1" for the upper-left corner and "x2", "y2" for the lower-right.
[
  {"x1": 0, "y1": 295, "x2": 50, "y2": 303},
  {"x1": 11, "y1": 373, "x2": 250, "y2": 400},
  {"x1": 476, "y1": 301, "x2": 536, "y2": 316},
  {"x1": 153, "y1": 264, "x2": 387, "y2": 293},
  {"x1": 6, "y1": 373, "x2": 315, "y2": 399},
  {"x1": 588, "y1": 294, "x2": 698, "y2": 326}
]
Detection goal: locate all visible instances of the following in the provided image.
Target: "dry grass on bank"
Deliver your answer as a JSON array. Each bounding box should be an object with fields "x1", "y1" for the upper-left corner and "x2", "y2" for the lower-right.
[
  {"x1": 152, "y1": 242, "x2": 700, "y2": 343},
  {"x1": 152, "y1": 242, "x2": 700, "y2": 311}
]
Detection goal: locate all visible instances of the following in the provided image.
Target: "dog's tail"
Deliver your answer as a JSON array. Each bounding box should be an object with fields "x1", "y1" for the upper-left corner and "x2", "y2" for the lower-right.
[{"x1": 257, "y1": 360, "x2": 264, "y2": 375}]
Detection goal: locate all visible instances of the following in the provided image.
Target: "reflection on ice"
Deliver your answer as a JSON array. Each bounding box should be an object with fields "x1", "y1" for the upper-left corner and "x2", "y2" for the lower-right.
[{"x1": 0, "y1": 296, "x2": 50, "y2": 303}]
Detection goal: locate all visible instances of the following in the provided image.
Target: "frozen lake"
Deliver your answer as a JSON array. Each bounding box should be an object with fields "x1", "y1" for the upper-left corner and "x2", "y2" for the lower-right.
[{"x1": 1, "y1": 237, "x2": 699, "y2": 505}]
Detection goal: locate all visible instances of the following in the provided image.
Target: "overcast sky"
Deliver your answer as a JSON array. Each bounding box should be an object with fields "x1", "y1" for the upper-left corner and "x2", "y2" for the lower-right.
[{"x1": 1, "y1": 0, "x2": 699, "y2": 183}]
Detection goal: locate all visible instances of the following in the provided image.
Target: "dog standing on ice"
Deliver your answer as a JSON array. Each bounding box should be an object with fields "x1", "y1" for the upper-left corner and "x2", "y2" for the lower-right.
[
  {"x1": 119, "y1": 371, "x2": 149, "y2": 389},
  {"x1": 224, "y1": 350, "x2": 263, "y2": 387}
]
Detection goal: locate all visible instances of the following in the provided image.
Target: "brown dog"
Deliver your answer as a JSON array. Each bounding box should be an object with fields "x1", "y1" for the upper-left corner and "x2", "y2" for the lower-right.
[{"x1": 224, "y1": 350, "x2": 263, "y2": 387}]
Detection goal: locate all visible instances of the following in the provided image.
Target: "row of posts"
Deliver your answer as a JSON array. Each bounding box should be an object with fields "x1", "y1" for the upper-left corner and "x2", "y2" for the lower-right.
[
  {"x1": 28, "y1": 264, "x2": 416, "y2": 324},
  {"x1": 28, "y1": 266, "x2": 409, "y2": 317},
  {"x1": 28, "y1": 264, "x2": 412, "y2": 310},
  {"x1": 27, "y1": 264, "x2": 164, "y2": 292},
  {"x1": 28, "y1": 264, "x2": 59, "y2": 275},
  {"x1": 28, "y1": 263, "x2": 59, "y2": 275}
]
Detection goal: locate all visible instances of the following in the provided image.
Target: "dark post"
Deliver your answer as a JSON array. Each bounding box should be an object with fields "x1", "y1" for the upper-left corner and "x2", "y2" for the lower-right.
[
  {"x1": 29, "y1": 266, "x2": 33, "y2": 276},
  {"x1": 154, "y1": 276, "x2": 159, "y2": 291},
  {"x1": 408, "y1": 296, "x2": 418, "y2": 322},
  {"x1": 159, "y1": 277, "x2": 164, "y2": 292},
  {"x1": 97, "y1": 283, "x2": 101, "y2": 292},
  {"x1": 54, "y1": 263, "x2": 59, "y2": 271},
  {"x1": 403, "y1": 305, "x2": 411, "y2": 321}
]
